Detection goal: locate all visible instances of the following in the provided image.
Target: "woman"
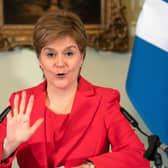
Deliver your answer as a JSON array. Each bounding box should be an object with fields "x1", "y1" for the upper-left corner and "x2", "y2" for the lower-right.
[{"x1": 0, "y1": 10, "x2": 149, "y2": 168}]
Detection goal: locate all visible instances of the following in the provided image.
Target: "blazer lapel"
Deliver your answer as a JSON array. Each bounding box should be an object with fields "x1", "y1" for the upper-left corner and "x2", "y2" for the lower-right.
[{"x1": 28, "y1": 91, "x2": 48, "y2": 167}]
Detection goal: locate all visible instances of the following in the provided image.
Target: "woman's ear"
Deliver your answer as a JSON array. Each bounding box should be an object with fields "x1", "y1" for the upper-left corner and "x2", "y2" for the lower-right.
[
  {"x1": 38, "y1": 59, "x2": 43, "y2": 70},
  {"x1": 80, "y1": 56, "x2": 84, "y2": 67},
  {"x1": 38, "y1": 57, "x2": 42, "y2": 66}
]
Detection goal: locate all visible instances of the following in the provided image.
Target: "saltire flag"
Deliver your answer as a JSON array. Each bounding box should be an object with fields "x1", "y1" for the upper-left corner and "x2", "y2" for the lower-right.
[{"x1": 126, "y1": 0, "x2": 168, "y2": 146}]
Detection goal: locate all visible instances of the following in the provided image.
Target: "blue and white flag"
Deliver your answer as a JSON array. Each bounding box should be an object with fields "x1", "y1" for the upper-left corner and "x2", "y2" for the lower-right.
[{"x1": 126, "y1": 0, "x2": 168, "y2": 145}]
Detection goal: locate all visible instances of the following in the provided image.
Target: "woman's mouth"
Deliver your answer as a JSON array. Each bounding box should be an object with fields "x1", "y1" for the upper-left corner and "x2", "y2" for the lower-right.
[{"x1": 56, "y1": 73, "x2": 66, "y2": 78}]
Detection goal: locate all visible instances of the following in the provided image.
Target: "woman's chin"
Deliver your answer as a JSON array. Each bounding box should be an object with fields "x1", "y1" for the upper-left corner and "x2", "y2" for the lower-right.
[{"x1": 52, "y1": 80, "x2": 70, "y2": 89}]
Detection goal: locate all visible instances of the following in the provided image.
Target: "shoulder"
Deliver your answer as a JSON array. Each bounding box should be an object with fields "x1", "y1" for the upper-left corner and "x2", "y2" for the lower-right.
[
  {"x1": 79, "y1": 76, "x2": 120, "y2": 102},
  {"x1": 9, "y1": 80, "x2": 46, "y2": 101},
  {"x1": 94, "y1": 85, "x2": 120, "y2": 103},
  {"x1": 94, "y1": 85, "x2": 120, "y2": 98}
]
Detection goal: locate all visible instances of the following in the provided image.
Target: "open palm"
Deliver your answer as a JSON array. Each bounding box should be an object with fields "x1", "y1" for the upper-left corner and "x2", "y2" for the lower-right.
[{"x1": 4, "y1": 91, "x2": 43, "y2": 157}]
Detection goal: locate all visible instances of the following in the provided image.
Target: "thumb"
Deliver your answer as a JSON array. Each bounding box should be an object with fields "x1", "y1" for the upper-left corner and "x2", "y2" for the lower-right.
[{"x1": 29, "y1": 118, "x2": 44, "y2": 135}]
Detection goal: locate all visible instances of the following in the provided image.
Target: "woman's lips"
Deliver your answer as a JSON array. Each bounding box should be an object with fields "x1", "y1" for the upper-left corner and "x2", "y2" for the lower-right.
[{"x1": 56, "y1": 73, "x2": 66, "y2": 78}]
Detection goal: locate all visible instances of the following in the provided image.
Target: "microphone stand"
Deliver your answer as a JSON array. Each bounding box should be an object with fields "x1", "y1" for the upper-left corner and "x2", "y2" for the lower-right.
[
  {"x1": 144, "y1": 135, "x2": 167, "y2": 168},
  {"x1": 0, "y1": 106, "x2": 11, "y2": 123},
  {"x1": 120, "y1": 107, "x2": 168, "y2": 168}
]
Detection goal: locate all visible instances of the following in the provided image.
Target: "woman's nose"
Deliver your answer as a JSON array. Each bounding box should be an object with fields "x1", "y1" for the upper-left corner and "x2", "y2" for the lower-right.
[{"x1": 55, "y1": 55, "x2": 65, "y2": 67}]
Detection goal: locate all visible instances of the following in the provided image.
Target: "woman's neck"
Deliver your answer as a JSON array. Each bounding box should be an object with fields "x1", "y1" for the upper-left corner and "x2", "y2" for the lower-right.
[
  {"x1": 45, "y1": 82, "x2": 78, "y2": 114},
  {"x1": 46, "y1": 81, "x2": 78, "y2": 98}
]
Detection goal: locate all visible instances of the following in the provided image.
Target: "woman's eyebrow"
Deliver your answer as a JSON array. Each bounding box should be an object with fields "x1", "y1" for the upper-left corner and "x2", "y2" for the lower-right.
[
  {"x1": 42, "y1": 45, "x2": 78, "y2": 52},
  {"x1": 65, "y1": 45, "x2": 78, "y2": 50},
  {"x1": 42, "y1": 47, "x2": 55, "y2": 52}
]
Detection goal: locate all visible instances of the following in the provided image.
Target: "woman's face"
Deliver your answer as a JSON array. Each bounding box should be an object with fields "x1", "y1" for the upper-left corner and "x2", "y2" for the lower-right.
[{"x1": 38, "y1": 36, "x2": 84, "y2": 90}]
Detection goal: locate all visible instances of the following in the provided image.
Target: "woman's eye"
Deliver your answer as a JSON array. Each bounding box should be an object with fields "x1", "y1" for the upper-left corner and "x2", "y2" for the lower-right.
[
  {"x1": 65, "y1": 51, "x2": 73, "y2": 56},
  {"x1": 47, "y1": 52, "x2": 55, "y2": 57}
]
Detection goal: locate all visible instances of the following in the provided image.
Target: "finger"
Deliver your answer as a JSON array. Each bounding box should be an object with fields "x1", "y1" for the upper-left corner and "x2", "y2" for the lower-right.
[
  {"x1": 25, "y1": 95, "x2": 34, "y2": 117},
  {"x1": 6, "y1": 101, "x2": 12, "y2": 119},
  {"x1": 19, "y1": 91, "x2": 26, "y2": 115},
  {"x1": 6, "y1": 101, "x2": 10, "y2": 107},
  {"x1": 29, "y1": 118, "x2": 44, "y2": 135},
  {"x1": 7, "y1": 110, "x2": 12, "y2": 120},
  {"x1": 13, "y1": 94, "x2": 19, "y2": 117}
]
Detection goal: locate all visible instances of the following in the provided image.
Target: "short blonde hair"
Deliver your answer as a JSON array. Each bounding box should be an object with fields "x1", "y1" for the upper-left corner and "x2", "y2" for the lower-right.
[{"x1": 33, "y1": 10, "x2": 87, "y2": 58}]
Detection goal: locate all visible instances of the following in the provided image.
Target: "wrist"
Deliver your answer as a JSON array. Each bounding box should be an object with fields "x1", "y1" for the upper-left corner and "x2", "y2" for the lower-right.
[{"x1": 1, "y1": 138, "x2": 18, "y2": 160}]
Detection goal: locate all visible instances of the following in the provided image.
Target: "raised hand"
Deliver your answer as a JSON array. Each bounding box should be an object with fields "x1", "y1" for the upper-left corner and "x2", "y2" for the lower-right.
[{"x1": 2, "y1": 91, "x2": 44, "y2": 160}]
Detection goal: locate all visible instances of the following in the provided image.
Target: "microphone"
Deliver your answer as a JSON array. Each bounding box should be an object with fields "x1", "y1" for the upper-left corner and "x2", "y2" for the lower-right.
[
  {"x1": 120, "y1": 106, "x2": 139, "y2": 128},
  {"x1": 120, "y1": 106, "x2": 168, "y2": 154},
  {"x1": 0, "y1": 106, "x2": 11, "y2": 123}
]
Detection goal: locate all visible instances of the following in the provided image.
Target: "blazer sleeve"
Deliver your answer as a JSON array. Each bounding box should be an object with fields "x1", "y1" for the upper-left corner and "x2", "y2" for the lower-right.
[
  {"x1": 88, "y1": 89, "x2": 150, "y2": 168},
  {"x1": 0, "y1": 119, "x2": 16, "y2": 168},
  {"x1": 0, "y1": 93, "x2": 17, "y2": 168}
]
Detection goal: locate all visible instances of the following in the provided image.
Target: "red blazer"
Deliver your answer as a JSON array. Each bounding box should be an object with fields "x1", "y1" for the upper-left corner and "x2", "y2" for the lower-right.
[{"x1": 0, "y1": 76, "x2": 149, "y2": 168}]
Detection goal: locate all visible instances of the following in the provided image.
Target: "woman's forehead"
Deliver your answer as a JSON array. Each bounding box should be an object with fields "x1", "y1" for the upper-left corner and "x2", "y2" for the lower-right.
[{"x1": 42, "y1": 36, "x2": 79, "y2": 50}]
